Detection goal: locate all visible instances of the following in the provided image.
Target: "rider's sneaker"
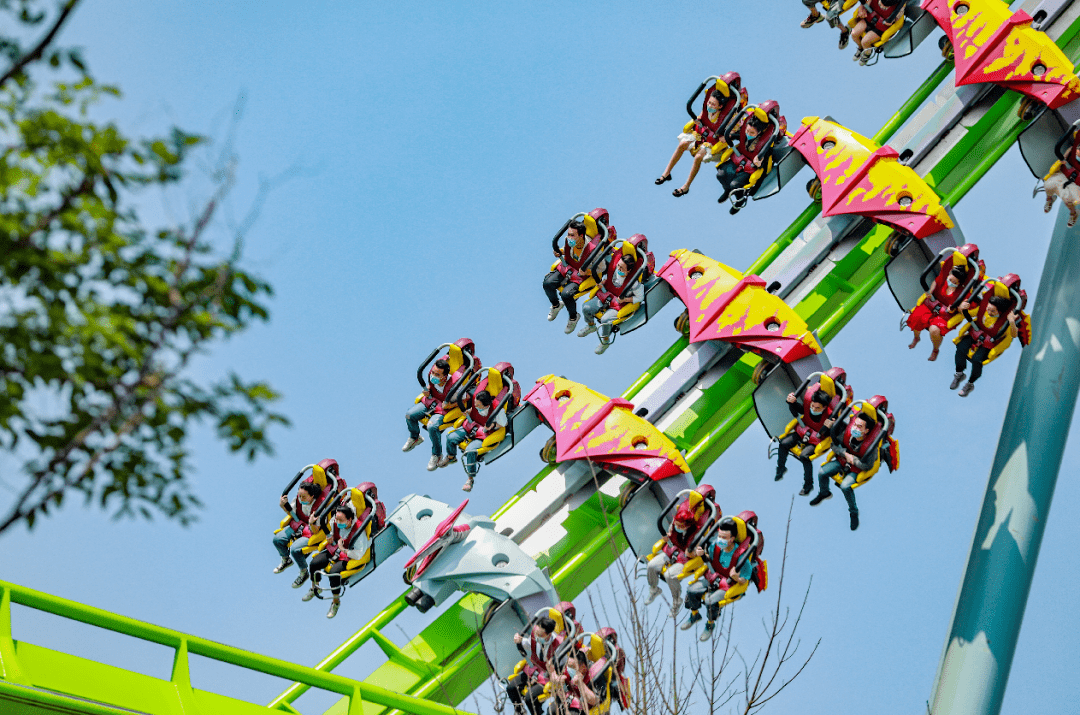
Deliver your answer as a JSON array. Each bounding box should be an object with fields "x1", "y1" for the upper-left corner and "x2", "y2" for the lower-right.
[
  {"x1": 858, "y1": 48, "x2": 873, "y2": 66},
  {"x1": 577, "y1": 322, "x2": 598, "y2": 338},
  {"x1": 680, "y1": 611, "x2": 702, "y2": 631},
  {"x1": 644, "y1": 585, "x2": 662, "y2": 606},
  {"x1": 809, "y1": 491, "x2": 832, "y2": 506},
  {"x1": 327, "y1": 601, "x2": 340, "y2": 619},
  {"x1": 700, "y1": 620, "x2": 716, "y2": 641},
  {"x1": 850, "y1": 512, "x2": 860, "y2": 531},
  {"x1": 774, "y1": 467, "x2": 787, "y2": 482},
  {"x1": 959, "y1": 381, "x2": 975, "y2": 398},
  {"x1": 670, "y1": 596, "x2": 683, "y2": 617},
  {"x1": 427, "y1": 455, "x2": 439, "y2": 471},
  {"x1": 438, "y1": 455, "x2": 457, "y2": 468},
  {"x1": 799, "y1": 485, "x2": 813, "y2": 497},
  {"x1": 547, "y1": 303, "x2": 562, "y2": 321},
  {"x1": 292, "y1": 571, "x2": 309, "y2": 588},
  {"x1": 302, "y1": 587, "x2": 316, "y2": 602},
  {"x1": 402, "y1": 435, "x2": 424, "y2": 452},
  {"x1": 800, "y1": 11, "x2": 823, "y2": 28},
  {"x1": 595, "y1": 341, "x2": 611, "y2": 355},
  {"x1": 273, "y1": 557, "x2": 293, "y2": 574},
  {"x1": 949, "y1": 372, "x2": 966, "y2": 390},
  {"x1": 565, "y1": 315, "x2": 580, "y2": 334},
  {"x1": 839, "y1": 28, "x2": 850, "y2": 49},
  {"x1": 462, "y1": 477, "x2": 475, "y2": 492}
]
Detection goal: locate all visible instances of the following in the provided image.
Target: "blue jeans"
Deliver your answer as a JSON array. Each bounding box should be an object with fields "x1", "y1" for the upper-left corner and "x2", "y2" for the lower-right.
[
  {"x1": 818, "y1": 461, "x2": 859, "y2": 514},
  {"x1": 445, "y1": 427, "x2": 475, "y2": 458},
  {"x1": 273, "y1": 525, "x2": 298, "y2": 562},
  {"x1": 406, "y1": 403, "x2": 446, "y2": 456},
  {"x1": 290, "y1": 536, "x2": 311, "y2": 570}
]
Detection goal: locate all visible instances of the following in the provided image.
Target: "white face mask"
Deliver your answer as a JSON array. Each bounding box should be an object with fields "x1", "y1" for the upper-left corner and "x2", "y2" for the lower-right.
[{"x1": 947, "y1": 278, "x2": 959, "y2": 289}]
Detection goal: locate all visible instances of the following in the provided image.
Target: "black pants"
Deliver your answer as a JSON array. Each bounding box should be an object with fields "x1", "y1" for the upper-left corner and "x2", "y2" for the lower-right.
[
  {"x1": 308, "y1": 550, "x2": 349, "y2": 597},
  {"x1": 716, "y1": 164, "x2": 753, "y2": 201},
  {"x1": 954, "y1": 334, "x2": 992, "y2": 383},
  {"x1": 776, "y1": 433, "x2": 814, "y2": 489},
  {"x1": 506, "y1": 672, "x2": 544, "y2": 714},
  {"x1": 543, "y1": 271, "x2": 580, "y2": 319}
]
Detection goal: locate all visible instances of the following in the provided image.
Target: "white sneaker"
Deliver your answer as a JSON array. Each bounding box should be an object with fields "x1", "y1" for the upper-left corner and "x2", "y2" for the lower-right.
[
  {"x1": 577, "y1": 323, "x2": 598, "y2": 338},
  {"x1": 437, "y1": 455, "x2": 456, "y2": 468},
  {"x1": 273, "y1": 557, "x2": 293, "y2": 574},
  {"x1": 301, "y1": 587, "x2": 316, "y2": 602},
  {"x1": 644, "y1": 585, "x2": 662, "y2": 606},
  {"x1": 291, "y1": 571, "x2": 309, "y2": 588},
  {"x1": 595, "y1": 341, "x2": 610, "y2": 355},
  {"x1": 327, "y1": 601, "x2": 340, "y2": 619},
  {"x1": 402, "y1": 435, "x2": 424, "y2": 452},
  {"x1": 427, "y1": 455, "x2": 439, "y2": 471},
  {"x1": 547, "y1": 303, "x2": 562, "y2": 321},
  {"x1": 564, "y1": 316, "x2": 580, "y2": 334}
]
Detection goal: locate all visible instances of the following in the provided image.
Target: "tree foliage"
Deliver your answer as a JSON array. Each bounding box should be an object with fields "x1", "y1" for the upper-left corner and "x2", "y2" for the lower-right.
[{"x1": 0, "y1": 0, "x2": 288, "y2": 535}]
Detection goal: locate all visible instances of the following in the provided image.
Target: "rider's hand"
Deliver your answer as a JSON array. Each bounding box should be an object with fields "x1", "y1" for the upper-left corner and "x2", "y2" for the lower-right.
[
  {"x1": 279, "y1": 495, "x2": 289, "y2": 509},
  {"x1": 960, "y1": 301, "x2": 971, "y2": 312},
  {"x1": 786, "y1": 392, "x2": 796, "y2": 404},
  {"x1": 1008, "y1": 311, "x2": 1018, "y2": 324},
  {"x1": 694, "y1": 546, "x2": 706, "y2": 558},
  {"x1": 513, "y1": 633, "x2": 523, "y2": 645},
  {"x1": 824, "y1": 418, "x2": 834, "y2": 428}
]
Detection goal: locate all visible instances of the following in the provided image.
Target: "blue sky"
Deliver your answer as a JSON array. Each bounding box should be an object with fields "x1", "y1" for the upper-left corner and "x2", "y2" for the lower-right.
[{"x1": 2, "y1": 1, "x2": 1078, "y2": 713}]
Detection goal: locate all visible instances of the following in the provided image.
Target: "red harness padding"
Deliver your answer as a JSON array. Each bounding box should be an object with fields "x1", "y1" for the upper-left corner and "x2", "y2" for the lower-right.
[
  {"x1": 522, "y1": 633, "x2": 563, "y2": 680},
  {"x1": 420, "y1": 341, "x2": 479, "y2": 415},
  {"x1": 692, "y1": 86, "x2": 742, "y2": 145},
  {"x1": 965, "y1": 277, "x2": 1028, "y2": 350},
  {"x1": 593, "y1": 236, "x2": 654, "y2": 308},
  {"x1": 460, "y1": 369, "x2": 521, "y2": 440},
  {"x1": 861, "y1": 0, "x2": 904, "y2": 33},
  {"x1": 1055, "y1": 129, "x2": 1080, "y2": 183},
  {"x1": 287, "y1": 482, "x2": 328, "y2": 533},
  {"x1": 793, "y1": 386, "x2": 843, "y2": 446},
  {"x1": 558, "y1": 236, "x2": 606, "y2": 282},
  {"x1": 834, "y1": 422, "x2": 881, "y2": 477},
  {"x1": 728, "y1": 105, "x2": 785, "y2": 174},
  {"x1": 706, "y1": 511, "x2": 766, "y2": 592},
  {"x1": 325, "y1": 518, "x2": 366, "y2": 563},
  {"x1": 923, "y1": 247, "x2": 983, "y2": 318}
]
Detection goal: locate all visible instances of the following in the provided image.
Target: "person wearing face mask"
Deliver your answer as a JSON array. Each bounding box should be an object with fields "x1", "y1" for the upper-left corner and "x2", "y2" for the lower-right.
[
  {"x1": 508, "y1": 617, "x2": 560, "y2": 715},
  {"x1": 951, "y1": 295, "x2": 1021, "y2": 397},
  {"x1": 775, "y1": 389, "x2": 835, "y2": 495},
  {"x1": 644, "y1": 504, "x2": 707, "y2": 616},
  {"x1": 547, "y1": 650, "x2": 600, "y2": 715},
  {"x1": 404, "y1": 358, "x2": 456, "y2": 471},
  {"x1": 799, "y1": 0, "x2": 853, "y2": 49},
  {"x1": 301, "y1": 505, "x2": 372, "y2": 618},
  {"x1": 906, "y1": 266, "x2": 969, "y2": 361},
  {"x1": 272, "y1": 481, "x2": 324, "y2": 581},
  {"x1": 681, "y1": 519, "x2": 754, "y2": 641},
  {"x1": 440, "y1": 389, "x2": 509, "y2": 492},
  {"x1": 578, "y1": 255, "x2": 645, "y2": 355},
  {"x1": 810, "y1": 413, "x2": 877, "y2": 530},
  {"x1": 544, "y1": 221, "x2": 605, "y2": 334}
]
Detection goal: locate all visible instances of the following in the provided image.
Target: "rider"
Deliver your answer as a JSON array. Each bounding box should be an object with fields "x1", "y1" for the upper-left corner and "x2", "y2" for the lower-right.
[
  {"x1": 1043, "y1": 124, "x2": 1080, "y2": 227},
  {"x1": 716, "y1": 102, "x2": 784, "y2": 215},
  {"x1": 644, "y1": 500, "x2": 709, "y2": 616},
  {"x1": 547, "y1": 649, "x2": 601, "y2": 715},
  {"x1": 508, "y1": 616, "x2": 561, "y2": 715},
  {"x1": 809, "y1": 411, "x2": 878, "y2": 530},
  {"x1": 543, "y1": 219, "x2": 607, "y2": 335},
  {"x1": 404, "y1": 358, "x2": 456, "y2": 471},
  {"x1": 907, "y1": 266, "x2": 969, "y2": 361},
  {"x1": 302, "y1": 504, "x2": 373, "y2": 619},
  {"x1": 799, "y1": 0, "x2": 853, "y2": 49},
  {"x1": 951, "y1": 296, "x2": 1021, "y2": 397},
  {"x1": 848, "y1": 0, "x2": 905, "y2": 65},
  {"x1": 272, "y1": 480, "x2": 323, "y2": 579},
  {"x1": 775, "y1": 389, "x2": 836, "y2": 496},
  {"x1": 682, "y1": 517, "x2": 754, "y2": 641},
  {"x1": 578, "y1": 253, "x2": 645, "y2": 355},
  {"x1": 440, "y1": 389, "x2": 509, "y2": 492},
  {"x1": 656, "y1": 74, "x2": 747, "y2": 198}
]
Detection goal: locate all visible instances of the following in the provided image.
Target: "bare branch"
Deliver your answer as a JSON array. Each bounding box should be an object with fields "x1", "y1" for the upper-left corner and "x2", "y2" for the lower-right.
[{"x1": 0, "y1": 0, "x2": 81, "y2": 89}]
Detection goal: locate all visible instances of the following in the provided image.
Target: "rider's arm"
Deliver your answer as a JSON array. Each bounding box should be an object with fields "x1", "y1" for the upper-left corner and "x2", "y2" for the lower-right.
[{"x1": 343, "y1": 530, "x2": 372, "y2": 561}]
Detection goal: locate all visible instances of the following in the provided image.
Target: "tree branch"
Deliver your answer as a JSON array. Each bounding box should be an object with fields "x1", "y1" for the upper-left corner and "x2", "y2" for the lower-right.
[{"x1": 0, "y1": 0, "x2": 81, "y2": 89}]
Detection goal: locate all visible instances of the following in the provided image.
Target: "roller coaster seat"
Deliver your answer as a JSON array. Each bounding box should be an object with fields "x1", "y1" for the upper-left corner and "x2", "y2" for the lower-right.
[
  {"x1": 274, "y1": 459, "x2": 348, "y2": 554},
  {"x1": 849, "y1": 0, "x2": 906, "y2": 45},
  {"x1": 954, "y1": 275, "x2": 1031, "y2": 364},
  {"x1": 512, "y1": 602, "x2": 581, "y2": 683},
  {"x1": 698, "y1": 512, "x2": 768, "y2": 608},
  {"x1": 417, "y1": 338, "x2": 479, "y2": 427},
  {"x1": 780, "y1": 367, "x2": 852, "y2": 461},
  {"x1": 551, "y1": 209, "x2": 616, "y2": 300},
  {"x1": 683, "y1": 72, "x2": 748, "y2": 154},
  {"x1": 824, "y1": 396, "x2": 898, "y2": 487},
  {"x1": 649, "y1": 484, "x2": 718, "y2": 565},
  {"x1": 913, "y1": 244, "x2": 985, "y2": 332}
]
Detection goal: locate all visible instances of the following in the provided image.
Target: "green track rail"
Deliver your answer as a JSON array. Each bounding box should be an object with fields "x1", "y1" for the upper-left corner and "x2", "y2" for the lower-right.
[{"x1": 291, "y1": 21, "x2": 1080, "y2": 714}]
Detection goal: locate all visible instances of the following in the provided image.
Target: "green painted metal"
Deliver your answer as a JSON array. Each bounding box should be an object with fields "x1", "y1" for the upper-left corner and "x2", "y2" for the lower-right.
[
  {"x1": 928, "y1": 206, "x2": 1080, "y2": 714},
  {"x1": 0, "y1": 581, "x2": 473, "y2": 715}
]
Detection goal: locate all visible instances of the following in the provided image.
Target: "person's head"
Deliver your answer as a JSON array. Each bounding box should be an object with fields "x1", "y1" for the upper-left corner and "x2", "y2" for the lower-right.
[
  {"x1": 534, "y1": 616, "x2": 557, "y2": 641},
  {"x1": 706, "y1": 93, "x2": 722, "y2": 117},
  {"x1": 567, "y1": 650, "x2": 589, "y2": 676},
  {"x1": 615, "y1": 255, "x2": 637, "y2": 278},
  {"x1": 297, "y1": 482, "x2": 322, "y2": 505},
  {"x1": 850, "y1": 413, "x2": 876, "y2": 441},
  {"x1": 431, "y1": 359, "x2": 450, "y2": 385},
  {"x1": 334, "y1": 505, "x2": 355, "y2": 529},
  {"x1": 809, "y1": 389, "x2": 831, "y2": 417},
  {"x1": 567, "y1": 220, "x2": 587, "y2": 248},
  {"x1": 986, "y1": 295, "x2": 1011, "y2": 319},
  {"x1": 947, "y1": 267, "x2": 966, "y2": 288},
  {"x1": 475, "y1": 390, "x2": 492, "y2": 410},
  {"x1": 716, "y1": 519, "x2": 739, "y2": 550},
  {"x1": 746, "y1": 114, "x2": 767, "y2": 138}
]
